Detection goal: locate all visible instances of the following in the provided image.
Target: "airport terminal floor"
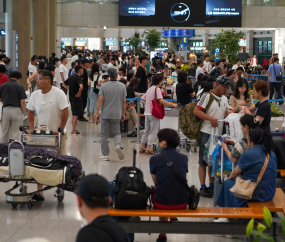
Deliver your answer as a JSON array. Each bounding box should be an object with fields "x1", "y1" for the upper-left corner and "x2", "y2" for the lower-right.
[{"x1": 0, "y1": 111, "x2": 244, "y2": 242}]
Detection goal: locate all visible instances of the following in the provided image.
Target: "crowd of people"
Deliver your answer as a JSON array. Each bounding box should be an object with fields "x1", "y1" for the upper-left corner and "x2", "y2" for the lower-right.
[{"x1": 0, "y1": 47, "x2": 281, "y2": 242}]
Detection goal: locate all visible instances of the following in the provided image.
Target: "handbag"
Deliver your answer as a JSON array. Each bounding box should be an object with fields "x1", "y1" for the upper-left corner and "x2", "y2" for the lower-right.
[
  {"x1": 151, "y1": 87, "x2": 165, "y2": 119},
  {"x1": 93, "y1": 73, "x2": 101, "y2": 94},
  {"x1": 230, "y1": 154, "x2": 269, "y2": 200},
  {"x1": 160, "y1": 152, "x2": 200, "y2": 210},
  {"x1": 273, "y1": 64, "x2": 282, "y2": 82}
]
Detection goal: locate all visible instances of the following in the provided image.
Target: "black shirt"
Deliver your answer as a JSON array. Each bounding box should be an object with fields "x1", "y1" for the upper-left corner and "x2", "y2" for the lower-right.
[
  {"x1": 126, "y1": 85, "x2": 135, "y2": 99},
  {"x1": 176, "y1": 83, "x2": 194, "y2": 106},
  {"x1": 76, "y1": 215, "x2": 129, "y2": 242},
  {"x1": 65, "y1": 75, "x2": 83, "y2": 102},
  {"x1": 0, "y1": 79, "x2": 26, "y2": 108},
  {"x1": 135, "y1": 66, "x2": 147, "y2": 93},
  {"x1": 81, "y1": 68, "x2": 89, "y2": 90},
  {"x1": 255, "y1": 100, "x2": 271, "y2": 132},
  {"x1": 188, "y1": 68, "x2": 196, "y2": 77}
]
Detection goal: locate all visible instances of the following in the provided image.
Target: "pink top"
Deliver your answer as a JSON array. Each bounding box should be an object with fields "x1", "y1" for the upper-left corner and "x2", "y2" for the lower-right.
[{"x1": 142, "y1": 86, "x2": 163, "y2": 115}]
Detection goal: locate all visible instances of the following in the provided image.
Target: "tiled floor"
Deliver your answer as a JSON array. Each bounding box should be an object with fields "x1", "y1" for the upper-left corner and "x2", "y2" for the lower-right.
[{"x1": 0, "y1": 117, "x2": 247, "y2": 242}]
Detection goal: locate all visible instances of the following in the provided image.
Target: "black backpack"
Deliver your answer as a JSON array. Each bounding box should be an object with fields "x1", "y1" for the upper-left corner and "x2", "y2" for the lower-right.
[{"x1": 114, "y1": 166, "x2": 151, "y2": 210}]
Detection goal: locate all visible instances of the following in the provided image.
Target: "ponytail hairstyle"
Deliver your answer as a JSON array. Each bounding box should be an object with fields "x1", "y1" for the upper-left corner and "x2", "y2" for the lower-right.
[
  {"x1": 240, "y1": 114, "x2": 260, "y2": 130},
  {"x1": 248, "y1": 127, "x2": 272, "y2": 155}
]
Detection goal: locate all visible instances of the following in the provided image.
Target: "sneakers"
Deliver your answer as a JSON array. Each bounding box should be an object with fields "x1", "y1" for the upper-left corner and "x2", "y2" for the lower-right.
[
  {"x1": 71, "y1": 130, "x2": 82, "y2": 136},
  {"x1": 100, "y1": 156, "x2": 110, "y2": 161},
  {"x1": 208, "y1": 186, "x2": 214, "y2": 195},
  {"x1": 200, "y1": 187, "x2": 213, "y2": 198},
  {"x1": 213, "y1": 218, "x2": 229, "y2": 223},
  {"x1": 127, "y1": 132, "x2": 137, "y2": 137},
  {"x1": 115, "y1": 146, "x2": 124, "y2": 160},
  {"x1": 156, "y1": 235, "x2": 167, "y2": 242},
  {"x1": 78, "y1": 117, "x2": 88, "y2": 122}
]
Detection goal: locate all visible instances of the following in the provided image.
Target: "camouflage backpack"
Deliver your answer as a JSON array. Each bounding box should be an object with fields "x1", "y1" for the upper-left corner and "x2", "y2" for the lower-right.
[{"x1": 179, "y1": 92, "x2": 219, "y2": 141}]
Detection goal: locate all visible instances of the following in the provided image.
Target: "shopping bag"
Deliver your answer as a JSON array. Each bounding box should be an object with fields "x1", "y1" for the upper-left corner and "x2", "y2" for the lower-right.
[
  {"x1": 203, "y1": 127, "x2": 219, "y2": 166},
  {"x1": 225, "y1": 113, "x2": 244, "y2": 141},
  {"x1": 211, "y1": 143, "x2": 233, "y2": 177}
]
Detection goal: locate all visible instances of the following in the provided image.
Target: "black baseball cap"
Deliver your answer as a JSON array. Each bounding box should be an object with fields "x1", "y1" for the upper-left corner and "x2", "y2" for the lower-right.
[{"x1": 75, "y1": 174, "x2": 109, "y2": 200}]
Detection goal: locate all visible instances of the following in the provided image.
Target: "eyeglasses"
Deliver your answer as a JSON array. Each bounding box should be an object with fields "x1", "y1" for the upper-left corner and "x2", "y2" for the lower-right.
[{"x1": 37, "y1": 77, "x2": 50, "y2": 81}]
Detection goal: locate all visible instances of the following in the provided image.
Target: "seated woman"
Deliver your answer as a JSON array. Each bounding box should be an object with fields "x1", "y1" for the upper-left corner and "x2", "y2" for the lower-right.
[
  {"x1": 222, "y1": 114, "x2": 260, "y2": 164},
  {"x1": 216, "y1": 128, "x2": 277, "y2": 210},
  {"x1": 176, "y1": 71, "x2": 196, "y2": 106},
  {"x1": 150, "y1": 128, "x2": 188, "y2": 242},
  {"x1": 229, "y1": 78, "x2": 254, "y2": 113},
  {"x1": 244, "y1": 80, "x2": 271, "y2": 132}
]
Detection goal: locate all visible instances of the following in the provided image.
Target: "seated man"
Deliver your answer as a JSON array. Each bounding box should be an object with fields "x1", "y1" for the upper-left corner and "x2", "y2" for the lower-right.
[{"x1": 76, "y1": 174, "x2": 129, "y2": 242}]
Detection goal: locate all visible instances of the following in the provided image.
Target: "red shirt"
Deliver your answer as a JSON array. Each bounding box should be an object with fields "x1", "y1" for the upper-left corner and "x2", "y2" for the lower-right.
[{"x1": 0, "y1": 73, "x2": 9, "y2": 86}]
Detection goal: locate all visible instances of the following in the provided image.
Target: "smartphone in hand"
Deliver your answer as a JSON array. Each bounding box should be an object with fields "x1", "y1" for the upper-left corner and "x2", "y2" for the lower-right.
[{"x1": 217, "y1": 136, "x2": 225, "y2": 143}]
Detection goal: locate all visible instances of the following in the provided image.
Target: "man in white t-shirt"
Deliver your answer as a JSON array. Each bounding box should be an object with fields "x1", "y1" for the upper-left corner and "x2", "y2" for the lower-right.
[
  {"x1": 107, "y1": 58, "x2": 117, "y2": 69},
  {"x1": 232, "y1": 60, "x2": 244, "y2": 71},
  {"x1": 193, "y1": 76, "x2": 233, "y2": 198},
  {"x1": 28, "y1": 56, "x2": 38, "y2": 77},
  {"x1": 71, "y1": 50, "x2": 79, "y2": 62},
  {"x1": 59, "y1": 56, "x2": 69, "y2": 94},
  {"x1": 27, "y1": 70, "x2": 69, "y2": 201},
  {"x1": 203, "y1": 55, "x2": 212, "y2": 73},
  {"x1": 53, "y1": 57, "x2": 61, "y2": 88},
  {"x1": 196, "y1": 59, "x2": 205, "y2": 82}
]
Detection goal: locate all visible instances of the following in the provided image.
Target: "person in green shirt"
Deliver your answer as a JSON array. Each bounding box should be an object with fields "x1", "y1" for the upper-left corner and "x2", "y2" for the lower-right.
[{"x1": 145, "y1": 54, "x2": 150, "y2": 74}]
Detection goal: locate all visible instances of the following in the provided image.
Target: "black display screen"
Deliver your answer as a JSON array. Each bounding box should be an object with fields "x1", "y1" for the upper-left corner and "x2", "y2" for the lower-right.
[{"x1": 119, "y1": 0, "x2": 242, "y2": 27}]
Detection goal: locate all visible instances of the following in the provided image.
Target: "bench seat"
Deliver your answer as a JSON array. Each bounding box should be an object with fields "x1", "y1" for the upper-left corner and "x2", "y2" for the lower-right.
[
  {"x1": 248, "y1": 188, "x2": 285, "y2": 213},
  {"x1": 109, "y1": 207, "x2": 264, "y2": 219}
]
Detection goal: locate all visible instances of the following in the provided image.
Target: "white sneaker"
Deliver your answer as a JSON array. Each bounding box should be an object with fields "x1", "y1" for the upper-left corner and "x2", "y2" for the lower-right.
[
  {"x1": 100, "y1": 156, "x2": 110, "y2": 161},
  {"x1": 115, "y1": 146, "x2": 124, "y2": 160},
  {"x1": 213, "y1": 218, "x2": 229, "y2": 223}
]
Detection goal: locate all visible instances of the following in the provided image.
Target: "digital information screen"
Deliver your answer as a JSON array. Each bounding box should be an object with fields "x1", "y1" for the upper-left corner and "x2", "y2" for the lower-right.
[{"x1": 119, "y1": 0, "x2": 242, "y2": 27}]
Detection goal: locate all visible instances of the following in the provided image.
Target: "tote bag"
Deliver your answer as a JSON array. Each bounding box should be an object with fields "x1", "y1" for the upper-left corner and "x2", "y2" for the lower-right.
[{"x1": 151, "y1": 87, "x2": 165, "y2": 119}]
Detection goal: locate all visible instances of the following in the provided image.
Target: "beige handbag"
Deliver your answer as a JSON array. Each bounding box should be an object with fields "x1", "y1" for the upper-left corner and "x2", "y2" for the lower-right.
[{"x1": 230, "y1": 155, "x2": 269, "y2": 200}]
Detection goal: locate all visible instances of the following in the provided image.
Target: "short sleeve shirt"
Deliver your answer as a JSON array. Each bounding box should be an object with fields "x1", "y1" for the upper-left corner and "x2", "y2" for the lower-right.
[
  {"x1": 197, "y1": 92, "x2": 232, "y2": 134},
  {"x1": 65, "y1": 75, "x2": 83, "y2": 102},
  {"x1": 142, "y1": 86, "x2": 163, "y2": 115},
  {"x1": 28, "y1": 64, "x2": 37, "y2": 77},
  {"x1": 59, "y1": 64, "x2": 68, "y2": 81},
  {"x1": 150, "y1": 148, "x2": 188, "y2": 205},
  {"x1": 176, "y1": 83, "x2": 194, "y2": 106},
  {"x1": 268, "y1": 64, "x2": 283, "y2": 83},
  {"x1": 254, "y1": 100, "x2": 271, "y2": 132},
  {"x1": 135, "y1": 66, "x2": 147, "y2": 93},
  {"x1": 0, "y1": 79, "x2": 27, "y2": 108}
]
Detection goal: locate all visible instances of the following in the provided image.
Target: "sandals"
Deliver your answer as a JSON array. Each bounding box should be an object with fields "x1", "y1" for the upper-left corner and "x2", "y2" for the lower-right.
[
  {"x1": 139, "y1": 148, "x2": 146, "y2": 154},
  {"x1": 145, "y1": 150, "x2": 157, "y2": 155}
]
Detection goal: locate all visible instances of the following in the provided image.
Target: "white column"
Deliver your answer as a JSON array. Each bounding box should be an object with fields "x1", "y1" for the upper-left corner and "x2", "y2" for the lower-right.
[
  {"x1": 203, "y1": 29, "x2": 209, "y2": 47},
  {"x1": 246, "y1": 30, "x2": 254, "y2": 57},
  {"x1": 5, "y1": 0, "x2": 13, "y2": 58}
]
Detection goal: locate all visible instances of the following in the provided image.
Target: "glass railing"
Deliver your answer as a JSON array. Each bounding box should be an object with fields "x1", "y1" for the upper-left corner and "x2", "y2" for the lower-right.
[{"x1": 242, "y1": 0, "x2": 285, "y2": 6}]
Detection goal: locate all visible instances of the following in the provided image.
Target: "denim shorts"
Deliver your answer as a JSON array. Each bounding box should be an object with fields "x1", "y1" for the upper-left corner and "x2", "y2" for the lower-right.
[{"x1": 198, "y1": 132, "x2": 210, "y2": 166}]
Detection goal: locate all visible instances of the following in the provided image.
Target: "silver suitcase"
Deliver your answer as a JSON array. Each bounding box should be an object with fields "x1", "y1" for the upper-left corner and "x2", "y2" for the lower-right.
[{"x1": 9, "y1": 141, "x2": 25, "y2": 178}]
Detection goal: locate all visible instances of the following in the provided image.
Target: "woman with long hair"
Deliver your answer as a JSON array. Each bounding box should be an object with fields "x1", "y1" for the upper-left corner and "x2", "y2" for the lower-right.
[
  {"x1": 88, "y1": 63, "x2": 103, "y2": 122},
  {"x1": 229, "y1": 78, "x2": 253, "y2": 113}
]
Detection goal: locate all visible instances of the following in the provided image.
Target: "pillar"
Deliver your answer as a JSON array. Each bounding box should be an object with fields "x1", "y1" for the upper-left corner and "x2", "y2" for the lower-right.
[
  {"x1": 246, "y1": 30, "x2": 254, "y2": 57},
  {"x1": 32, "y1": 0, "x2": 49, "y2": 57},
  {"x1": 49, "y1": 0, "x2": 57, "y2": 56},
  {"x1": 203, "y1": 29, "x2": 209, "y2": 47},
  {"x1": 0, "y1": 36, "x2": 5, "y2": 51},
  {"x1": 6, "y1": 0, "x2": 32, "y2": 88}
]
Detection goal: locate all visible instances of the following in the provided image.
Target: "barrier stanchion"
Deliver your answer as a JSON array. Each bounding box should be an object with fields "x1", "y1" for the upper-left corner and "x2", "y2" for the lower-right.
[{"x1": 130, "y1": 98, "x2": 142, "y2": 144}]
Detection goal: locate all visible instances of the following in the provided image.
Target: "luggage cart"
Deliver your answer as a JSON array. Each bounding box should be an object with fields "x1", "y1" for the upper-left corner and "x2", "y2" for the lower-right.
[{"x1": 3, "y1": 127, "x2": 65, "y2": 209}]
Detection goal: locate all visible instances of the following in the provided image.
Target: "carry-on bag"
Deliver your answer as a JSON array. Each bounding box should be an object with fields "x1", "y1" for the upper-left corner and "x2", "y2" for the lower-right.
[{"x1": 114, "y1": 149, "x2": 151, "y2": 210}]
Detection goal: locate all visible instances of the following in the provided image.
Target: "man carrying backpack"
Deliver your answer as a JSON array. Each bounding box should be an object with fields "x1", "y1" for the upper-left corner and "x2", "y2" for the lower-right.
[
  {"x1": 76, "y1": 174, "x2": 130, "y2": 242},
  {"x1": 193, "y1": 76, "x2": 233, "y2": 198}
]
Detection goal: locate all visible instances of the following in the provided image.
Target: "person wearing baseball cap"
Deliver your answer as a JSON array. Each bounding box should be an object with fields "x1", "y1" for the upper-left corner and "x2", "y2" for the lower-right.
[
  {"x1": 75, "y1": 174, "x2": 129, "y2": 242},
  {"x1": 193, "y1": 75, "x2": 233, "y2": 198}
]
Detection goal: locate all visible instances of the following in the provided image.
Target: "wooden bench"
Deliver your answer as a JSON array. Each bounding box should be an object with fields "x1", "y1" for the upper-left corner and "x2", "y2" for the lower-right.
[{"x1": 109, "y1": 188, "x2": 285, "y2": 235}]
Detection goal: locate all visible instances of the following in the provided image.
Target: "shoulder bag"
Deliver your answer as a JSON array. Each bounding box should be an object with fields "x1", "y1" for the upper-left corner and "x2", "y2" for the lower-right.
[
  {"x1": 160, "y1": 152, "x2": 200, "y2": 210},
  {"x1": 93, "y1": 73, "x2": 101, "y2": 94},
  {"x1": 273, "y1": 64, "x2": 282, "y2": 82},
  {"x1": 230, "y1": 154, "x2": 269, "y2": 200},
  {"x1": 151, "y1": 87, "x2": 165, "y2": 119}
]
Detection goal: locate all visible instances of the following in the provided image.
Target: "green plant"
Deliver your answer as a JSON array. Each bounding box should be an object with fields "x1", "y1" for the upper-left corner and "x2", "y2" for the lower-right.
[
  {"x1": 246, "y1": 206, "x2": 285, "y2": 241},
  {"x1": 181, "y1": 64, "x2": 189, "y2": 72},
  {"x1": 271, "y1": 103, "x2": 283, "y2": 117},
  {"x1": 209, "y1": 29, "x2": 245, "y2": 64},
  {"x1": 125, "y1": 33, "x2": 143, "y2": 51},
  {"x1": 143, "y1": 29, "x2": 163, "y2": 50}
]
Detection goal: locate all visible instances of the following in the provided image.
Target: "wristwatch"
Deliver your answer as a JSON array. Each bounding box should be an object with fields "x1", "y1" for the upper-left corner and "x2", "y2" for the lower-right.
[{"x1": 58, "y1": 127, "x2": 64, "y2": 135}]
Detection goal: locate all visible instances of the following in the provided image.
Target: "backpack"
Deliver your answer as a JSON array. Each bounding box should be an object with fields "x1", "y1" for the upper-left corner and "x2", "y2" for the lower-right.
[
  {"x1": 179, "y1": 92, "x2": 219, "y2": 141},
  {"x1": 114, "y1": 166, "x2": 151, "y2": 210}
]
